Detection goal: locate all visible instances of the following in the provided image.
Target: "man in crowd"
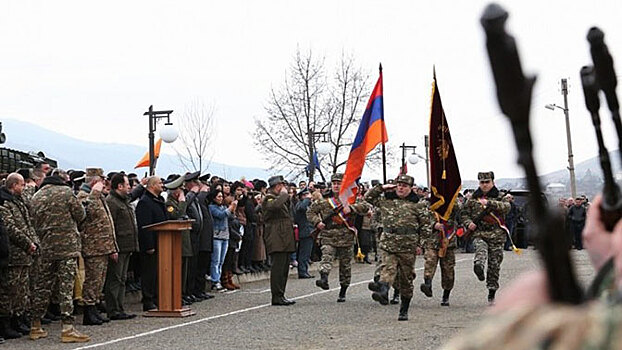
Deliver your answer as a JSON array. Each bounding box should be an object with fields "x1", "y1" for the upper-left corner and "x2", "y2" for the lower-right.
[
  {"x1": 262, "y1": 175, "x2": 296, "y2": 306},
  {"x1": 294, "y1": 187, "x2": 314, "y2": 279},
  {"x1": 183, "y1": 171, "x2": 204, "y2": 303},
  {"x1": 192, "y1": 175, "x2": 214, "y2": 301},
  {"x1": 460, "y1": 171, "x2": 510, "y2": 305},
  {"x1": 568, "y1": 196, "x2": 587, "y2": 250},
  {"x1": 77, "y1": 168, "x2": 118, "y2": 326},
  {"x1": 30, "y1": 169, "x2": 90, "y2": 343},
  {"x1": 0, "y1": 173, "x2": 39, "y2": 339},
  {"x1": 366, "y1": 174, "x2": 431, "y2": 321},
  {"x1": 135, "y1": 176, "x2": 167, "y2": 312},
  {"x1": 104, "y1": 173, "x2": 138, "y2": 320},
  {"x1": 307, "y1": 173, "x2": 369, "y2": 302}
]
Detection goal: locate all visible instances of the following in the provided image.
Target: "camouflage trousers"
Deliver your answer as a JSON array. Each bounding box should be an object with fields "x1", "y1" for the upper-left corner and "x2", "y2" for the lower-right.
[
  {"x1": 423, "y1": 248, "x2": 456, "y2": 291},
  {"x1": 319, "y1": 245, "x2": 352, "y2": 287},
  {"x1": 83, "y1": 255, "x2": 109, "y2": 306},
  {"x1": 380, "y1": 251, "x2": 416, "y2": 298},
  {"x1": 32, "y1": 258, "x2": 77, "y2": 323},
  {"x1": 473, "y1": 237, "x2": 504, "y2": 290},
  {"x1": 0, "y1": 266, "x2": 30, "y2": 315}
]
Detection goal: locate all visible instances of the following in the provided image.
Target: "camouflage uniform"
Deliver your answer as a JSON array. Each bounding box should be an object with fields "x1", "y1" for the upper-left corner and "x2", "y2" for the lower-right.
[
  {"x1": 422, "y1": 201, "x2": 461, "y2": 292},
  {"x1": 441, "y1": 303, "x2": 622, "y2": 350},
  {"x1": 30, "y1": 176, "x2": 86, "y2": 323},
  {"x1": 77, "y1": 183, "x2": 117, "y2": 307},
  {"x1": 460, "y1": 182, "x2": 509, "y2": 292},
  {"x1": 165, "y1": 196, "x2": 192, "y2": 296},
  {"x1": 306, "y1": 193, "x2": 368, "y2": 288},
  {"x1": 364, "y1": 181, "x2": 432, "y2": 299}
]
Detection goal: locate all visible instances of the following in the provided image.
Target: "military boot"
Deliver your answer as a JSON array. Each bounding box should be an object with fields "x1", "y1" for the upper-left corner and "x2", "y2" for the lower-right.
[
  {"x1": 11, "y1": 315, "x2": 30, "y2": 335},
  {"x1": 368, "y1": 280, "x2": 380, "y2": 292},
  {"x1": 420, "y1": 278, "x2": 433, "y2": 298},
  {"x1": 371, "y1": 282, "x2": 390, "y2": 305},
  {"x1": 474, "y1": 263, "x2": 485, "y2": 281},
  {"x1": 29, "y1": 319, "x2": 48, "y2": 340},
  {"x1": 488, "y1": 289, "x2": 496, "y2": 305},
  {"x1": 61, "y1": 322, "x2": 90, "y2": 343},
  {"x1": 390, "y1": 289, "x2": 400, "y2": 304},
  {"x1": 93, "y1": 307, "x2": 110, "y2": 323},
  {"x1": 398, "y1": 297, "x2": 411, "y2": 321},
  {"x1": 82, "y1": 306, "x2": 102, "y2": 326},
  {"x1": 315, "y1": 273, "x2": 329, "y2": 290},
  {"x1": 441, "y1": 289, "x2": 451, "y2": 306},
  {"x1": 0, "y1": 316, "x2": 21, "y2": 339},
  {"x1": 337, "y1": 285, "x2": 348, "y2": 302}
]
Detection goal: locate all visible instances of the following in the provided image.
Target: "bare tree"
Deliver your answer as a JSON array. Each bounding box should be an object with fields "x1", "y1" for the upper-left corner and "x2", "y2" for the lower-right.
[
  {"x1": 175, "y1": 99, "x2": 216, "y2": 173},
  {"x1": 254, "y1": 49, "x2": 383, "y2": 181}
]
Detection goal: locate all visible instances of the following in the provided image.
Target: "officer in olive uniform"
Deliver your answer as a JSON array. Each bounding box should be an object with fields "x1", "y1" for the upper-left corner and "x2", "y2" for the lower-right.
[
  {"x1": 365, "y1": 174, "x2": 431, "y2": 321},
  {"x1": 306, "y1": 173, "x2": 369, "y2": 302},
  {"x1": 460, "y1": 171, "x2": 510, "y2": 304},
  {"x1": 261, "y1": 175, "x2": 296, "y2": 306}
]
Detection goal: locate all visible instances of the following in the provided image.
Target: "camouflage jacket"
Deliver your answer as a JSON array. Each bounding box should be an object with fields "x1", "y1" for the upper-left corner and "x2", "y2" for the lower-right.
[
  {"x1": 460, "y1": 187, "x2": 510, "y2": 243},
  {"x1": 364, "y1": 185, "x2": 432, "y2": 253},
  {"x1": 422, "y1": 200, "x2": 461, "y2": 250},
  {"x1": 441, "y1": 303, "x2": 622, "y2": 350},
  {"x1": 22, "y1": 185, "x2": 36, "y2": 207},
  {"x1": 306, "y1": 193, "x2": 369, "y2": 248},
  {"x1": 77, "y1": 185, "x2": 117, "y2": 257},
  {"x1": 0, "y1": 187, "x2": 39, "y2": 266},
  {"x1": 30, "y1": 176, "x2": 86, "y2": 260}
]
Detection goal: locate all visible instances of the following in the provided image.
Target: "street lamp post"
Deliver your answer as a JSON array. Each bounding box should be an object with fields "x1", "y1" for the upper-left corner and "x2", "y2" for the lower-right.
[
  {"x1": 399, "y1": 140, "x2": 431, "y2": 189},
  {"x1": 307, "y1": 130, "x2": 330, "y2": 182},
  {"x1": 545, "y1": 78, "x2": 576, "y2": 198},
  {"x1": 143, "y1": 105, "x2": 177, "y2": 176}
]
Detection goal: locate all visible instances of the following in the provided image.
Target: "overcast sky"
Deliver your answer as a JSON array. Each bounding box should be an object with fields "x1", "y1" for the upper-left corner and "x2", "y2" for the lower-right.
[{"x1": 1, "y1": 1, "x2": 621, "y2": 183}]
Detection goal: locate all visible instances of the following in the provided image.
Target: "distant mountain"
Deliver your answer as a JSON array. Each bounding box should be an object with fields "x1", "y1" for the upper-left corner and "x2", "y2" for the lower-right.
[{"x1": 1, "y1": 119, "x2": 271, "y2": 180}]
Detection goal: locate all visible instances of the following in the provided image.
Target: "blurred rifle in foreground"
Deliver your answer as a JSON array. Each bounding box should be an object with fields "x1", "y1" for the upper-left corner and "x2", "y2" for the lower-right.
[{"x1": 480, "y1": 3, "x2": 583, "y2": 304}]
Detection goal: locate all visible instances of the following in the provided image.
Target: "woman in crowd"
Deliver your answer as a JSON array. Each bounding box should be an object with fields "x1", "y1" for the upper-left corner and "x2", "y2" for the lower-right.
[{"x1": 208, "y1": 189, "x2": 236, "y2": 291}]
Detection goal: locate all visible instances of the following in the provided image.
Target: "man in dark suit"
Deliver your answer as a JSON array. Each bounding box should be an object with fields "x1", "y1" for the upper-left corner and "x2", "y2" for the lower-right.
[{"x1": 135, "y1": 176, "x2": 167, "y2": 311}]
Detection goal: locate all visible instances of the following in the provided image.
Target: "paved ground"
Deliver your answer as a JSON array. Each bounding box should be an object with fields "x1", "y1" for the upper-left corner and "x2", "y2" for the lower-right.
[{"x1": 7, "y1": 249, "x2": 594, "y2": 350}]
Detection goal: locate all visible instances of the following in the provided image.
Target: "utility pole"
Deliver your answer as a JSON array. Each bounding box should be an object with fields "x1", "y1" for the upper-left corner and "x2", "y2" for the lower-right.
[{"x1": 561, "y1": 78, "x2": 577, "y2": 199}]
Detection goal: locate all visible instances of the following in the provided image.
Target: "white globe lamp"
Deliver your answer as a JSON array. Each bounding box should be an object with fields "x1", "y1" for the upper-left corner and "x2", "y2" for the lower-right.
[
  {"x1": 160, "y1": 122, "x2": 179, "y2": 143},
  {"x1": 316, "y1": 141, "x2": 331, "y2": 155},
  {"x1": 408, "y1": 153, "x2": 420, "y2": 165}
]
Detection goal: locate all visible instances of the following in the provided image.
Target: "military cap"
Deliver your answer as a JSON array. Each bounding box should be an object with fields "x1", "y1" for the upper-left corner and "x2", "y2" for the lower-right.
[
  {"x1": 199, "y1": 173, "x2": 211, "y2": 182},
  {"x1": 16, "y1": 168, "x2": 33, "y2": 181},
  {"x1": 127, "y1": 173, "x2": 138, "y2": 179},
  {"x1": 296, "y1": 187, "x2": 309, "y2": 197},
  {"x1": 184, "y1": 171, "x2": 200, "y2": 182},
  {"x1": 164, "y1": 174, "x2": 185, "y2": 190},
  {"x1": 395, "y1": 174, "x2": 414, "y2": 186},
  {"x1": 331, "y1": 173, "x2": 344, "y2": 182},
  {"x1": 86, "y1": 167, "x2": 105, "y2": 178},
  {"x1": 70, "y1": 170, "x2": 86, "y2": 182},
  {"x1": 477, "y1": 171, "x2": 495, "y2": 181},
  {"x1": 268, "y1": 175, "x2": 286, "y2": 188},
  {"x1": 254, "y1": 179, "x2": 267, "y2": 190}
]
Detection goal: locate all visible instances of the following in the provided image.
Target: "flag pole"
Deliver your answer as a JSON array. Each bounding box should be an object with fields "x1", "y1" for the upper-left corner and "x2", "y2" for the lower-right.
[{"x1": 380, "y1": 63, "x2": 387, "y2": 183}]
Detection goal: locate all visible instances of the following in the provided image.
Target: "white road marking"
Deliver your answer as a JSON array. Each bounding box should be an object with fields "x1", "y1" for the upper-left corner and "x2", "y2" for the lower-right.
[{"x1": 74, "y1": 258, "x2": 470, "y2": 349}]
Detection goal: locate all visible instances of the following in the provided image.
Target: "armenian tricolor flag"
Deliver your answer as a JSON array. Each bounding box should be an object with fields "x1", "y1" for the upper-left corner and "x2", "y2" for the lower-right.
[{"x1": 339, "y1": 66, "x2": 388, "y2": 205}]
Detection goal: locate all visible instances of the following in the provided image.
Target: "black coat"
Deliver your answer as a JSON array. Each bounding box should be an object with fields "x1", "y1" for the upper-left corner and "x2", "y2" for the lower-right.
[
  {"x1": 135, "y1": 190, "x2": 168, "y2": 253},
  {"x1": 196, "y1": 191, "x2": 214, "y2": 252},
  {"x1": 185, "y1": 191, "x2": 204, "y2": 255}
]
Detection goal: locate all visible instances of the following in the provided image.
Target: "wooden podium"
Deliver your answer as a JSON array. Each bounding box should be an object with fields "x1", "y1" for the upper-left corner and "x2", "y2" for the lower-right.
[{"x1": 143, "y1": 220, "x2": 196, "y2": 317}]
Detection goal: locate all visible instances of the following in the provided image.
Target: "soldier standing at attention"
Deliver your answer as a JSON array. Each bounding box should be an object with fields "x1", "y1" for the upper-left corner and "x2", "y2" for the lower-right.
[
  {"x1": 262, "y1": 175, "x2": 296, "y2": 306},
  {"x1": 77, "y1": 168, "x2": 118, "y2": 326},
  {"x1": 421, "y1": 198, "x2": 461, "y2": 306},
  {"x1": 30, "y1": 169, "x2": 90, "y2": 343},
  {"x1": 460, "y1": 171, "x2": 510, "y2": 305},
  {"x1": 365, "y1": 174, "x2": 431, "y2": 321},
  {"x1": 307, "y1": 173, "x2": 369, "y2": 302}
]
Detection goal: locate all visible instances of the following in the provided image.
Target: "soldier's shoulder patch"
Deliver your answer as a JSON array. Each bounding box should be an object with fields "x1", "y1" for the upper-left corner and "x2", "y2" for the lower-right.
[{"x1": 167, "y1": 206, "x2": 174, "y2": 213}]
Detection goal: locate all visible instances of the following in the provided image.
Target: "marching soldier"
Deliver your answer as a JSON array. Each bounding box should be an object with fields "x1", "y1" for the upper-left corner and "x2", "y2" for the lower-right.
[
  {"x1": 460, "y1": 171, "x2": 510, "y2": 304},
  {"x1": 365, "y1": 174, "x2": 431, "y2": 321},
  {"x1": 421, "y1": 199, "x2": 461, "y2": 306},
  {"x1": 307, "y1": 173, "x2": 369, "y2": 302},
  {"x1": 77, "y1": 168, "x2": 118, "y2": 326}
]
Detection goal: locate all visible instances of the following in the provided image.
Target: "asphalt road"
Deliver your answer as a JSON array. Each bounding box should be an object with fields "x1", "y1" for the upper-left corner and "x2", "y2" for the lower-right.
[{"x1": 8, "y1": 249, "x2": 595, "y2": 350}]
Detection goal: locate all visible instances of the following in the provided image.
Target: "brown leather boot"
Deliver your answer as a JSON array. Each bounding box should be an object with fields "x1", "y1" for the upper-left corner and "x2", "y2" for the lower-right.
[
  {"x1": 60, "y1": 322, "x2": 90, "y2": 343},
  {"x1": 229, "y1": 272, "x2": 240, "y2": 290},
  {"x1": 221, "y1": 272, "x2": 235, "y2": 290},
  {"x1": 29, "y1": 319, "x2": 48, "y2": 340}
]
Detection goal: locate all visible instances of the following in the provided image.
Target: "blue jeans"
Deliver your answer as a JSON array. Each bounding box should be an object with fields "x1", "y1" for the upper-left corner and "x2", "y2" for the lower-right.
[
  {"x1": 211, "y1": 239, "x2": 229, "y2": 283},
  {"x1": 297, "y1": 237, "x2": 314, "y2": 277}
]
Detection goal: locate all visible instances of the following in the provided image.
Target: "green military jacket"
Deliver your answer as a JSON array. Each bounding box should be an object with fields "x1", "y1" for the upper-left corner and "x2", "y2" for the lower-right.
[
  {"x1": 261, "y1": 191, "x2": 295, "y2": 255},
  {"x1": 78, "y1": 187, "x2": 118, "y2": 257},
  {"x1": 460, "y1": 187, "x2": 510, "y2": 243},
  {"x1": 30, "y1": 177, "x2": 86, "y2": 261},
  {"x1": 306, "y1": 193, "x2": 369, "y2": 248},
  {"x1": 165, "y1": 197, "x2": 193, "y2": 257},
  {"x1": 364, "y1": 185, "x2": 432, "y2": 254},
  {"x1": 0, "y1": 188, "x2": 39, "y2": 266}
]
